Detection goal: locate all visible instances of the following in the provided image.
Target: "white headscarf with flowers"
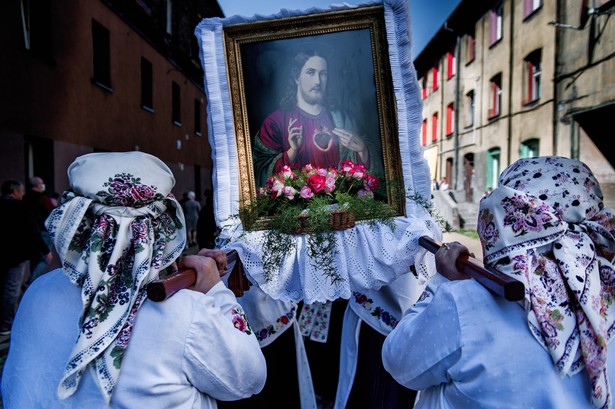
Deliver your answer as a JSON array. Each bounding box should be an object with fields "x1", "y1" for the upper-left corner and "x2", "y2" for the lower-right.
[
  {"x1": 45, "y1": 152, "x2": 186, "y2": 402},
  {"x1": 478, "y1": 156, "x2": 615, "y2": 408}
]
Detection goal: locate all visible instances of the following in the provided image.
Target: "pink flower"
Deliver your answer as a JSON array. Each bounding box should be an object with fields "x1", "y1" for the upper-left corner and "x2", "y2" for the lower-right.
[
  {"x1": 353, "y1": 164, "x2": 367, "y2": 180},
  {"x1": 302, "y1": 164, "x2": 316, "y2": 174},
  {"x1": 270, "y1": 178, "x2": 285, "y2": 199},
  {"x1": 317, "y1": 167, "x2": 328, "y2": 176},
  {"x1": 339, "y1": 160, "x2": 355, "y2": 175},
  {"x1": 364, "y1": 174, "x2": 380, "y2": 191},
  {"x1": 282, "y1": 186, "x2": 297, "y2": 200},
  {"x1": 324, "y1": 175, "x2": 336, "y2": 193},
  {"x1": 233, "y1": 315, "x2": 248, "y2": 332},
  {"x1": 358, "y1": 189, "x2": 373, "y2": 198},
  {"x1": 280, "y1": 165, "x2": 295, "y2": 180},
  {"x1": 300, "y1": 186, "x2": 314, "y2": 199},
  {"x1": 307, "y1": 174, "x2": 326, "y2": 193},
  {"x1": 257, "y1": 186, "x2": 268, "y2": 197}
]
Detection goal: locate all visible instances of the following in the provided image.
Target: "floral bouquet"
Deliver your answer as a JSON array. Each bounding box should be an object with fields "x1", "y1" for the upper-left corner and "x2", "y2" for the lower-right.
[
  {"x1": 239, "y1": 160, "x2": 399, "y2": 283},
  {"x1": 263, "y1": 160, "x2": 380, "y2": 206}
]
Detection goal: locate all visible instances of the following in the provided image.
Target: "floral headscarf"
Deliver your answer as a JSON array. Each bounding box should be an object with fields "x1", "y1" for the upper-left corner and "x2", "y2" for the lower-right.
[
  {"x1": 478, "y1": 156, "x2": 615, "y2": 408},
  {"x1": 45, "y1": 152, "x2": 186, "y2": 402}
]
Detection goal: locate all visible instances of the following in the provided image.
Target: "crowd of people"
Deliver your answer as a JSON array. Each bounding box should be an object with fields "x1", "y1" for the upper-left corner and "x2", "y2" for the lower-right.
[
  {"x1": 1, "y1": 154, "x2": 614, "y2": 409},
  {"x1": 0, "y1": 177, "x2": 55, "y2": 337}
]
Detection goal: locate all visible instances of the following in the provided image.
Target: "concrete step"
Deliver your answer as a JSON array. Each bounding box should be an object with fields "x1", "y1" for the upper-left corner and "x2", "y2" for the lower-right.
[{"x1": 456, "y1": 201, "x2": 478, "y2": 230}]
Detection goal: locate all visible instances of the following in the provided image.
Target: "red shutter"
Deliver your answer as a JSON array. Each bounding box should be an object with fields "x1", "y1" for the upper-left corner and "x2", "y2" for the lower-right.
[{"x1": 489, "y1": 9, "x2": 497, "y2": 44}]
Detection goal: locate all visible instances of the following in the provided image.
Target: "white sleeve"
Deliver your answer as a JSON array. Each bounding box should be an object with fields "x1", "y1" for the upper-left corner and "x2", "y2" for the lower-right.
[
  {"x1": 183, "y1": 282, "x2": 267, "y2": 401},
  {"x1": 382, "y1": 275, "x2": 463, "y2": 390}
]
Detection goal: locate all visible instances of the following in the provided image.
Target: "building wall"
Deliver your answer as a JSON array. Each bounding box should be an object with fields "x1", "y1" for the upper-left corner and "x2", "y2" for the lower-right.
[
  {"x1": 0, "y1": 0, "x2": 217, "y2": 200},
  {"x1": 555, "y1": 0, "x2": 615, "y2": 184},
  {"x1": 415, "y1": 0, "x2": 614, "y2": 207},
  {"x1": 509, "y1": 0, "x2": 556, "y2": 160}
]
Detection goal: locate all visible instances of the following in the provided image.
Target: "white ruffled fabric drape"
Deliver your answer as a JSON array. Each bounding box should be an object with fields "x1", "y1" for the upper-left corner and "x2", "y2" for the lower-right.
[{"x1": 195, "y1": 0, "x2": 438, "y2": 304}]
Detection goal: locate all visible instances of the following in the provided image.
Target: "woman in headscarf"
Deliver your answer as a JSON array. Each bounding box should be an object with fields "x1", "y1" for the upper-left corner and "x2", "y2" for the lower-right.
[
  {"x1": 1, "y1": 151, "x2": 266, "y2": 408},
  {"x1": 382, "y1": 156, "x2": 615, "y2": 408}
]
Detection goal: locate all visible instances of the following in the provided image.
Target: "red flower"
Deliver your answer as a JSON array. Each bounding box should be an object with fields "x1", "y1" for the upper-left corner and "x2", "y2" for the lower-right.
[
  {"x1": 364, "y1": 174, "x2": 380, "y2": 191},
  {"x1": 339, "y1": 160, "x2": 355, "y2": 176},
  {"x1": 307, "y1": 174, "x2": 326, "y2": 193}
]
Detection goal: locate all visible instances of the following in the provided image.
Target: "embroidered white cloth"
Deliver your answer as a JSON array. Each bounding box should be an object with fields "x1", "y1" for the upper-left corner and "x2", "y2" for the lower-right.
[
  {"x1": 45, "y1": 152, "x2": 186, "y2": 402},
  {"x1": 221, "y1": 213, "x2": 437, "y2": 303},
  {"x1": 1, "y1": 269, "x2": 266, "y2": 408}
]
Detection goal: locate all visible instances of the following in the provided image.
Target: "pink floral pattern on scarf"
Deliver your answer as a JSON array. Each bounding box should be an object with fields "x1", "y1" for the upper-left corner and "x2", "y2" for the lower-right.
[
  {"x1": 478, "y1": 156, "x2": 615, "y2": 409},
  {"x1": 46, "y1": 152, "x2": 186, "y2": 403}
]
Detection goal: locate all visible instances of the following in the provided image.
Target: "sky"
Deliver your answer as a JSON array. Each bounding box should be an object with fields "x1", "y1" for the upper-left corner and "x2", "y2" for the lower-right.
[{"x1": 216, "y1": 0, "x2": 461, "y2": 58}]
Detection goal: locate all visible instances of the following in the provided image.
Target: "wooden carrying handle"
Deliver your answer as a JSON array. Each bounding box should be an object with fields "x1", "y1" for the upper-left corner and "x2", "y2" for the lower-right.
[
  {"x1": 147, "y1": 250, "x2": 247, "y2": 302},
  {"x1": 418, "y1": 236, "x2": 525, "y2": 301}
]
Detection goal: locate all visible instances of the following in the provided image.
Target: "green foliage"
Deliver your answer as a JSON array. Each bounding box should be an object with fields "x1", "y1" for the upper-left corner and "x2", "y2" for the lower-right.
[
  {"x1": 406, "y1": 192, "x2": 453, "y2": 233},
  {"x1": 239, "y1": 161, "x2": 400, "y2": 283}
]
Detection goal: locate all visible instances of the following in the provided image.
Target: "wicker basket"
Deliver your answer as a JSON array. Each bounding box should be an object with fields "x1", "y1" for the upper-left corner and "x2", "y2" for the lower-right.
[{"x1": 293, "y1": 209, "x2": 356, "y2": 234}]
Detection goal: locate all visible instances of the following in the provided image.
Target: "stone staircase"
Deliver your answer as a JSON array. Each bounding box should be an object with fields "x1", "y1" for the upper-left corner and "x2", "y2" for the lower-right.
[
  {"x1": 431, "y1": 190, "x2": 478, "y2": 232},
  {"x1": 456, "y1": 200, "x2": 479, "y2": 230},
  {"x1": 435, "y1": 181, "x2": 615, "y2": 233}
]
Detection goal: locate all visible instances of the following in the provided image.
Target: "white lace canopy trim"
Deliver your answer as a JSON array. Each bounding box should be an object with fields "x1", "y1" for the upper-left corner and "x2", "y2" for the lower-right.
[{"x1": 219, "y1": 214, "x2": 439, "y2": 304}]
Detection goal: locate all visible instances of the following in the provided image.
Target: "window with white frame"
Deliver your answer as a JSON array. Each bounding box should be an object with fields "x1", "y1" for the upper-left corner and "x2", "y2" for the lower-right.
[
  {"x1": 466, "y1": 90, "x2": 475, "y2": 127},
  {"x1": 520, "y1": 138, "x2": 540, "y2": 158},
  {"x1": 165, "y1": 0, "x2": 173, "y2": 35},
  {"x1": 487, "y1": 148, "x2": 501, "y2": 190},
  {"x1": 446, "y1": 51, "x2": 456, "y2": 79},
  {"x1": 465, "y1": 32, "x2": 475, "y2": 64},
  {"x1": 524, "y1": 49, "x2": 541, "y2": 104},
  {"x1": 194, "y1": 99, "x2": 202, "y2": 135},
  {"x1": 489, "y1": 3, "x2": 503, "y2": 46},
  {"x1": 172, "y1": 81, "x2": 181, "y2": 125},
  {"x1": 446, "y1": 103, "x2": 454, "y2": 136},
  {"x1": 141, "y1": 57, "x2": 153, "y2": 110},
  {"x1": 489, "y1": 73, "x2": 502, "y2": 118},
  {"x1": 523, "y1": 0, "x2": 542, "y2": 19},
  {"x1": 92, "y1": 19, "x2": 111, "y2": 89}
]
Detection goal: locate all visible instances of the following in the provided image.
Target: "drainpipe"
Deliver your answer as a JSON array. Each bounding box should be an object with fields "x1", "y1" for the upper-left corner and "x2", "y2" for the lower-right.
[
  {"x1": 507, "y1": 0, "x2": 515, "y2": 165},
  {"x1": 453, "y1": 35, "x2": 461, "y2": 191},
  {"x1": 553, "y1": 0, "x2": 561, "y2": 156}
]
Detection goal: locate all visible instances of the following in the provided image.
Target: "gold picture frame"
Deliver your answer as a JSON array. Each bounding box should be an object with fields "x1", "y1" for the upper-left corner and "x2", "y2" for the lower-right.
[{"x1": 223, "y1": 5, "x2": 405, "y2": 216}]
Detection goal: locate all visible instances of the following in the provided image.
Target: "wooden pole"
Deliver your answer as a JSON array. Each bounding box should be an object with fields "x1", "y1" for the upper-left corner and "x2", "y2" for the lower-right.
[{"x1": 419, "y1": 236, "x2": 525, "y2": 301}]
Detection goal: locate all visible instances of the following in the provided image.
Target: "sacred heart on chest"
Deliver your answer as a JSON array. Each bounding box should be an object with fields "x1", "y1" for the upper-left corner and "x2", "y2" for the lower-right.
[{"x1": 313, "y1": 128, "x2": 333, "y2": 152}]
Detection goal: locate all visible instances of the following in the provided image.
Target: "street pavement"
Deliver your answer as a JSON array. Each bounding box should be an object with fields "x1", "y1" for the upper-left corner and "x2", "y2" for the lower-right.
[{"x1": 442, "y1": 231, "x2": 483, "y2": 259}]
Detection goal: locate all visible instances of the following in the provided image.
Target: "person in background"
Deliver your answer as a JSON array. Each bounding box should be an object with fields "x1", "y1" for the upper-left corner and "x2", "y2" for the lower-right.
[
  {"x1": 438, "y1": 177, "x2": 449, "y2": 191},
  {"x1": 0, "y1": 180, "x2": 51, "y2": 337},
  {"x1": 182, "y1": 190, "x2": 201, "y2": 247},
  {"x1": 1, "y1": 151, "x2": 266, "y2": 408},
  {"x1": 24, "y1": 176, "x2": 56, "y2": 284},
  {"x1": 383, "y1": 156, "x2": 615, "y2": 408},
  {"x1": 197, "y1": 188, "x2": 218, "y2": 249}
]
